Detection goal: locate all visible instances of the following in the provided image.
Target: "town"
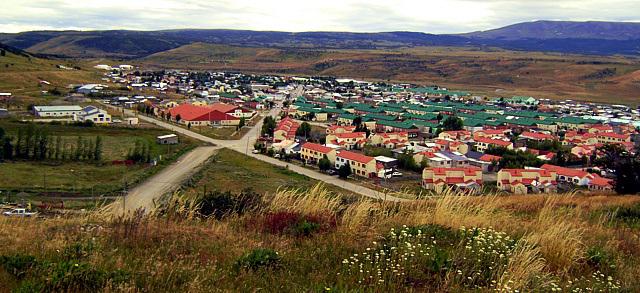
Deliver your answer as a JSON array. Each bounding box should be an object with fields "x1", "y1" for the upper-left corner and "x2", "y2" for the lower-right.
[{"x1": 5, "y1": 67, "x2": 638, "y2": 197}]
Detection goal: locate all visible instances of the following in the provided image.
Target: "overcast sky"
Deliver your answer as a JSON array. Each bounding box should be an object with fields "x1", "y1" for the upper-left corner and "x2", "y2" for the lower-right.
[{"x1": 2, "y1": 0, "x2": 640, "y2": 34}]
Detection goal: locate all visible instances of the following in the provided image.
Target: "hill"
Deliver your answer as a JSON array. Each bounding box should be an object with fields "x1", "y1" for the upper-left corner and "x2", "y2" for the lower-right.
[
  {"x1": 0, "y1": 185, "x2": 639, "y2": 291},
  {"x1": 464, "y1": 20, "x2": 640, "y2": 40},
  {"x1": 0, "y1": 43, "x2": 102, "y2": 107},
  {"x1": 141, "y1": 43, "x2": 640, "y2": 105},
  {"x1": 0, "y1": 21, "x2": 639, "y2": 58}
]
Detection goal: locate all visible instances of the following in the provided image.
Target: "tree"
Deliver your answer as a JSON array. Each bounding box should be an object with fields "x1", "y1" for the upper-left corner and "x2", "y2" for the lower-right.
[
  {"x1": 2, "y1": 137, "x2": 13, "y2": 161},
  {"x1": 398, "y1": 150, "x2": 420, "y2": 172},
  {"x1": 261, "y1": 116, "x2": 277, "y2": 137},
  {"x1": 175, "y1": 114, "x2": 182, "y2": 123},
  {"x1": 296, "y1": 122, "x2": 312, "y2": 138},
  {"x1": 187, "y1": 122, "x2": 192, "y2": 129},
  {"x1": 238, "y1": 117, "x2": 246, "y2": 130},
  {"x1": 318, "y1": 155, "x2": 332, "y2": 172},
  {"x1": 94, "y1": 136, "x2": 103, "y2": 161},
  {"x1": 338, "y1": 164, "x2": 351, "y2": 179},
  {"x1": 352, "y1": 116, "x2": 363, "y2": 127},
  {"x1": 596, "y1": 144, "x2": 640, "y2": 194},
  {"x1": 442, "y1": 116, "x2": 463, "y2": 131}
]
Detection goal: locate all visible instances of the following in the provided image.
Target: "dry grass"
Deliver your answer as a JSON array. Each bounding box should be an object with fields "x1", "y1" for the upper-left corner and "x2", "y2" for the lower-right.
[{"x1": 1, "y1": 184, "x2": 639, "y2": 291}]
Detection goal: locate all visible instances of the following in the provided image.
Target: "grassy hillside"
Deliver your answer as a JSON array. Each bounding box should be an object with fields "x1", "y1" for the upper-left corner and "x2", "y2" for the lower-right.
[
  {"x1": 0, "y1": 48, "x2": 101, "y2": 108},
  {"x1": 1, "y1": 187, "x2": 639, "y2": 291},
  {"x1": 142, "y1": 43, "x2": 640, "y2": 105}
]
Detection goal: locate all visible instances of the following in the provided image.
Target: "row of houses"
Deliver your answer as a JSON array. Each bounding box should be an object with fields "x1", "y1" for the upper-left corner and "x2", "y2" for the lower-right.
[{"x1": 422, "y1": 164, "x2": 613, "y2": 194}]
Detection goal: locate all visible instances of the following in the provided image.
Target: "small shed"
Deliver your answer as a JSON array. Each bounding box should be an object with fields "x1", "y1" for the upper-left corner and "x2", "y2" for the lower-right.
[{"x1": 157, "y1": 134, "x2": 179, "y2": 145}]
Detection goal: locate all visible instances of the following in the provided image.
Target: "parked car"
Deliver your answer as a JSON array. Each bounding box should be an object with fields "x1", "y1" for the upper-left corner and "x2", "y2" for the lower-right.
[
  {"x1": 391, "y1": 172, "x2": 403, "y2": 177},
  {"x1": 327, "y1": 169, "x2": 338, "y2": 176},
  {"x1": 3, "y1": 208, "x2": 37, "y2": 217},
  {"x1": 252, "y1": 149, "x2": 260, "y2": 154},
  {"x1": 274, "y1": 153, "x2": 281, "y2": 159}
]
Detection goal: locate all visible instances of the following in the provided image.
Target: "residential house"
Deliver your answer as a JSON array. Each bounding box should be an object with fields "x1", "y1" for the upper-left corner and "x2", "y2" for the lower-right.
[
  {"x1": 563, "y1": 131, "x2": 599, "y2": 146},
  {"x1": 422, "y1": 167, "x2": 483, "y2": 193},
  {"x1": 326, "y1": 125, "x2": 356, "y2": 135},
  {"x1": 73, "y1": 106, "x2": 112, "y2": 124},
  {"x1": 438, "y1": 130, "x2": 472, "y2": 141},
  {"x1": 588, "y1": 176, "x2": 614, "y2": 192},
  {"x1": 473, "y1": 129, "x2": 510, "y2": 140},
  {"x1": 596, "y1": 132, "x2": 631, "y2": 144},
  {"x1": 497, "y1": 169, "x2": 557, "y2": 194},
  {"x1": 273, "y1": 117, "x2": 299, "y2": 142},
  {"x1": 326, "y1": 132, "x2": 367, "y2": 150},
  {"x1": 540, "y1": 164, "x2": 596, "y2": 186},
  {"x1": 519, "y1": 131, "x2": 555, "y2": 142},
  {"x1": 466, "y1": 151, "x2": 501, "y2": 172},
  {"x1": 300, "y1": 142, "x2": 337, "y2": 165},
  {"x1": 368, "y1": 132, "x2": 409, "y2": 149},
  {"x1": 474, "y1": 137, "x2": 514, "y2": 153},
  {"x1": 335, "y1": 150, "x2": 380, "y2": 178}
]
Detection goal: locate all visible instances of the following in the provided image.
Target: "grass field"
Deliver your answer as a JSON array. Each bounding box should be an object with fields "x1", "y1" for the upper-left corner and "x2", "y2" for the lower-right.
[
  {"x1": 181, "y1": 148, "x2": 354, "y2": 197},
  {"x1": 0, "y1": 50, "x2": 102, "y2": 109},
  {"x1": 0, "y1": 120, "x2": 199, "y2": 195},
  {"x1": 1, "y1": 188, "x2": 639, "y2": 291}
]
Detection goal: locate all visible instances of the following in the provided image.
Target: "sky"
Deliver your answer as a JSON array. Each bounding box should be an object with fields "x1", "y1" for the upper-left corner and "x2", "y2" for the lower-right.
[{"x1": 1, "y1": 0, "x2": 640, "y2": 34}]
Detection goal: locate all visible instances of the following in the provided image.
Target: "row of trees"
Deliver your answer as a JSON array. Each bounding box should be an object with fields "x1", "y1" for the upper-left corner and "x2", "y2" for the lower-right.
[
  {"x1": 126, "y1": 140, "x2": 152, "y2": 163},
  {"x1": 0, "y1": 125, "x2": 103, "y2": 162}
]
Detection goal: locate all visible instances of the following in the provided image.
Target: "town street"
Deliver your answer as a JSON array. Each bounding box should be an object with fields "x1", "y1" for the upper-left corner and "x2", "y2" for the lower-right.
[{"x1": 107, "y1": 104, "x2": 405, "y2": 213}]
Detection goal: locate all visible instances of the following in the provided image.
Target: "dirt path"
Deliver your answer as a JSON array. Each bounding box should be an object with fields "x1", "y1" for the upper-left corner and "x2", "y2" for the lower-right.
[{"x1": 110, "y1": 146, "x2": 219, "y2": 214}]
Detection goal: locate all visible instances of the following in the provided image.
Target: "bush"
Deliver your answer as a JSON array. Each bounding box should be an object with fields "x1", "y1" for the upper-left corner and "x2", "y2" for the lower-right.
[
  {"x1": 234, "y1": 249, "x2": 281, "y2": 271},
  {"x1": 42, "y1": 261, "x2": 129, "y2": 291},
  {"x1": 258, "y1": 211, "x2": 335, "y2": 237},
  {"x1": 197, "y1": 190, "x2": 263, "y2": 219},
  {"x1": 586, "y1": 246, "x2": 616, "y2": 274},
  {"x1": 0, "y1": 254, "x2": 37, "y2": 279}
]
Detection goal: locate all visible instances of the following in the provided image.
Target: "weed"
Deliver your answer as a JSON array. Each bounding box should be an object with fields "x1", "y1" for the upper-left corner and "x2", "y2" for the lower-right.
[
  {"x1": 0, "y1": 254, "x2": 37, "y2": 279},
  {"x1": 234, "y1": 249, "x2": 281, "y2": 271}
]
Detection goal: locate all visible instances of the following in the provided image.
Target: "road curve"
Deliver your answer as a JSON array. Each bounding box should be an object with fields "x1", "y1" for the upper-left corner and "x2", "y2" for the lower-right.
[{"x1": 109, "y1": 105, "x2": 405, "y2": 203}]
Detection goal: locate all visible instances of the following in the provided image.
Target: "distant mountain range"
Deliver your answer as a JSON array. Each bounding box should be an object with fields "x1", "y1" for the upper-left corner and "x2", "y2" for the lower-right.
[{"x1": 0, "y1": 20, "x2": 639, "y2": 58}]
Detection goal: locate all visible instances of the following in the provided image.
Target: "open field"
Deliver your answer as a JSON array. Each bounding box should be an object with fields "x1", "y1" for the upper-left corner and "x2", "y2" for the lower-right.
[
  {"x1": 142, "y1": 43, "x2": 640, "y2": 105},
  {"x1": 1, "y1": 187, "x2": 639, "y2": 291},
  {"x1": 0, "y1": 50, "x2": 102, "y2": 109},
  {"x1": 181, "y1": 148, "x2": 355, "y2": 197},
  {"x1": 0, "y1": 120, "x2": 199, "y2": 195}
]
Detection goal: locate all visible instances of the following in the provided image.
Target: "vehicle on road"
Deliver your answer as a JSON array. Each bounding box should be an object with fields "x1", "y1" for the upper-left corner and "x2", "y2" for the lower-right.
[
  {"x1": 392, "y1": 171, "x2": 403, "y2": 177},
  {"x1": 3, "y1": 208, "x2": 37, "y2": 217},
  {"x1": 327, "y1": 169, "x2": 338, "y2": 176},
  {"x1": 274, "y1": 153, "x2": 281, "y2": 159}
]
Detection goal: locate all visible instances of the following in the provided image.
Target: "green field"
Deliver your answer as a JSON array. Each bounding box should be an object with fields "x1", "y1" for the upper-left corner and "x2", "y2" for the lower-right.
[
  {"x1": 182, "y1": 148, "x2": 353, "y2": 197},
  {"x1": 0, "y1": 120, "x2": 199, "y2": 195}
]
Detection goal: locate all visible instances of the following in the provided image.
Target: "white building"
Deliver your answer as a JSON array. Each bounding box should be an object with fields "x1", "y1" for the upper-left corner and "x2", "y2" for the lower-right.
[
  {"x1": 93, "y1": 64, "x2": 112, "y2": 70},
  {"x1": 33, "y1": 105, "x2": 83, "y2": 117},
  {"x1": 73, "y1": 106, "x2": 112, "y2": 124}
]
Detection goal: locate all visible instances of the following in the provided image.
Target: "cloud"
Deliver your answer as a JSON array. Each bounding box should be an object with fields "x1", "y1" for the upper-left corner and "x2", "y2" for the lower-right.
[{"x1": 1, "y1": 0, "x2": 639, "y2": 33}]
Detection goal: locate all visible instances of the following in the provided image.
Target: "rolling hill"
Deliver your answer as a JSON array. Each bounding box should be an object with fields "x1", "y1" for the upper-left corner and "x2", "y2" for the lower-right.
[
  {"x1": 1, "y1": 21, "x2": 639, "y2": 58},
  {"x1": 140, "y1": 43, "x2": 640, "y2": 105}
]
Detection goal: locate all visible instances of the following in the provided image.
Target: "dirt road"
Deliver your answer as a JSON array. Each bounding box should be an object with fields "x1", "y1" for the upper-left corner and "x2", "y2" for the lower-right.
[{"x1": 111, "y1": 146, "x2": 219, "y2": 214}]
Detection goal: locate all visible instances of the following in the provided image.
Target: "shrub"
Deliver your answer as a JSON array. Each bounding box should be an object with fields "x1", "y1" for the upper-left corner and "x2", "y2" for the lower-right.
[
  {"x1": 0, "y1": 254, "x2": 37, "y2": 279},
  {"x1": 234, "y1": 249, "x2": 281, "y2": 271},
  {"x1": 586, "y1": 246, "x2": 616, "y2": 274},
  {"x1": 42, "y1": 261, "x2": 129, "y2": 291},
  {"x1": 198, "y1": 190, "x2": 263, "y2": 219},
  {"x1": 258, "y1": 211, "x2": 336, "y2": 237}
]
